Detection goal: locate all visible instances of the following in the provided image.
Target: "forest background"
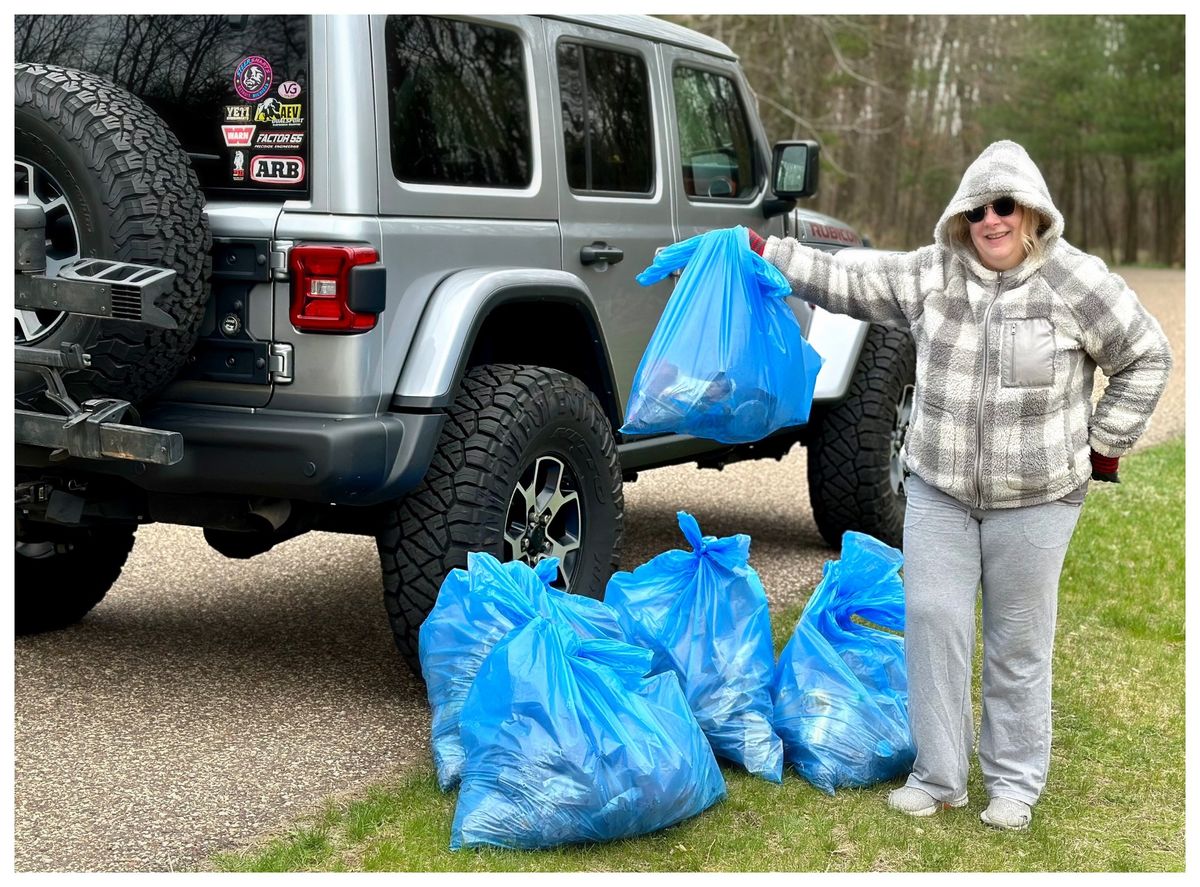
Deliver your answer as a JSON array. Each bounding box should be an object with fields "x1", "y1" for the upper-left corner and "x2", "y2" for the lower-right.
[{"x1": 666, "y1": 15, "x2": 1185, "y2": 265}]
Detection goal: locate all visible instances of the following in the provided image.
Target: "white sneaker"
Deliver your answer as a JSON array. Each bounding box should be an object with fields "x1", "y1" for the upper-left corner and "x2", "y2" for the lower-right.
[
  {"x1": 981, "y1": 797, "x2": 1032, "y2": 830},
  {"x1": 887, "y1": 786, "x2": 968, "y2": 817}
]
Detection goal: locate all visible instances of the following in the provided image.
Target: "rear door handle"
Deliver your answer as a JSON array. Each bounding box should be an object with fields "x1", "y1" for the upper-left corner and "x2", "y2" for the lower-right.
[{"x1": 579, "y1": 242, "x2": 624, "y2": 266}]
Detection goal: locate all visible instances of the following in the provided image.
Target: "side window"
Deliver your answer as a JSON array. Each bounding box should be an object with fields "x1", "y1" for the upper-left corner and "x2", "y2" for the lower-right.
[
  {"x1": 384, "y1": 16, "x2": 532, "y2": 188},
  {"x1": 556, "y1": 41, "x2": 653, "y2": 195},
  {"x1": 672, "y1": 65, "x2": 756, "y2": 200}
]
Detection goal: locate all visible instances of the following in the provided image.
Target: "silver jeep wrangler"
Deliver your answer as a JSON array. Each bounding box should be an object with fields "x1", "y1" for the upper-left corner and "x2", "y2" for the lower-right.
[{"x1": 14, "y1": 14, "x2": 914, "y2": 674}]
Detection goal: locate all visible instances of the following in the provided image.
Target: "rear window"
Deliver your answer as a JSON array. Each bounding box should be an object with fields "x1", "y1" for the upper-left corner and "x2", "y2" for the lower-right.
[
  {"x1": 384, "y1": 16, "x2": 532, "y2": 188},
  {"x1": 14, "y1": 14, "x2": 311, "y2": 200}
]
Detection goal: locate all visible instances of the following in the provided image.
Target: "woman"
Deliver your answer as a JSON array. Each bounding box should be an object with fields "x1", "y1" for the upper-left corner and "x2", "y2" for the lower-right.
[{"x1": 749, "y1": 140, "x2": 1172, "y2": 829}]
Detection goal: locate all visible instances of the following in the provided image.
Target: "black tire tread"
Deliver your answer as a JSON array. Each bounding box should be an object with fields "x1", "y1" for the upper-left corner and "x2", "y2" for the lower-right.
[
  {"x1": 14, "y1": 62, "x2": 211, "y2": 403},
  {"x1": 15, "y1": 524, "x2": 137, "y2": 633},
  {"x1": 377, "y1": 364, "x2": 623, "y2": 676},
  {"x1": 807, "y1": 324, "x2": 915, "y2": 549}
]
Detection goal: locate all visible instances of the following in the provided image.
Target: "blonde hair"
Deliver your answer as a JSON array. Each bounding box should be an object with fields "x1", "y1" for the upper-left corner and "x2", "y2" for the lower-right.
[{"x1": 949, "y1": 201, "x2": 1050, "y2": 265}]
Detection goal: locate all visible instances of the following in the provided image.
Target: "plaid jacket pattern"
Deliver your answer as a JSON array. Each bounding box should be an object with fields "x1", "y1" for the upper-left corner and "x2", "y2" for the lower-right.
[{"x1": 763, "y1": 141, "x2": 1172, "y2": 509}]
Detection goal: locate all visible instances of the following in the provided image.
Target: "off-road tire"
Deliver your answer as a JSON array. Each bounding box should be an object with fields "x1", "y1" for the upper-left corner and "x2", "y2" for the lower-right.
[
  {"x1": 807, "y1": 324, "x2": 916, "y2": 549},
  {"x1": 377, "y1": 364, "x2": 624, "y2": 677},
  {"x1": 15, "y1": 523, "x2": 137, "y2": 633},
  {"x1": 14, "y1": 63, "x2": 211, "y2": 405}
]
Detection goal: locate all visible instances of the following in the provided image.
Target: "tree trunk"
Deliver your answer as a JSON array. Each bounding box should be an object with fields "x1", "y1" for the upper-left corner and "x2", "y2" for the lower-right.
[{"x1": 1122, "y1": 155, "x2": 1139, "y2": 264}]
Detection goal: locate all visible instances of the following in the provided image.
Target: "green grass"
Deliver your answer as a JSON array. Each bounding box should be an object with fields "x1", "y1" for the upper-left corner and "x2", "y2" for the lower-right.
[{"x1": 212, "y1": 438, "x2": 1185, "y2": 872}]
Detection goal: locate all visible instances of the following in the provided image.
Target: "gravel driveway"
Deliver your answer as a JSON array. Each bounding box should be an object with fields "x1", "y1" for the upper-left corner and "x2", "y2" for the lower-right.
[{"x1": 13, "y1": 268, "x2": 1184, "y2": 872}]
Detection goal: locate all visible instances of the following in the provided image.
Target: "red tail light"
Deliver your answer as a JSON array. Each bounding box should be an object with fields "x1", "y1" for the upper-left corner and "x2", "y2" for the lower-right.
[{"x1": 289, "y1": 244, "x2": 384, "y2": 332}]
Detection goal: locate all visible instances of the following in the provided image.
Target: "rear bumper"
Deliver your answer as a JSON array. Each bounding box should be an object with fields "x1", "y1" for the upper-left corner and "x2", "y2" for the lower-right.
[{"x1": 16, "y1": 403, "x2": 446, "y2": 507}]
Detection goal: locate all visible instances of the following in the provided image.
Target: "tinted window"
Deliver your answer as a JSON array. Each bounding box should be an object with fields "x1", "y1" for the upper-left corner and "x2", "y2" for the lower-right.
[
  {"x1": 15, "y1": 14, "x2": 311, "y2": 200},
  {"x1": 385, "y1": 16, "x2": 532, "y2": 188},
  {"x1": 557, "y1": 41, "x2": 653, "y2": 194},
  {"x1": 672, "y1": 66, "x2": 756, "y2": 200}
]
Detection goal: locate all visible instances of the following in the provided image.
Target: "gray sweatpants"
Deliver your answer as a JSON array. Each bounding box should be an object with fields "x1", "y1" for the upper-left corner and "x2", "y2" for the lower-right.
[{"x1": 901, "y1": 474, "x2": 1083, "y2": 806}]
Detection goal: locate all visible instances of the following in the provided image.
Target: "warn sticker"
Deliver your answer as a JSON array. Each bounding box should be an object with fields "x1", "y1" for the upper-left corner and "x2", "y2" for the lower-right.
[
  {"x1": 250, "y1": 155, "x2": 305, "y2": 185},
  {"x1": 221, "y1": 125, "x2": 256, "y2": 147}
]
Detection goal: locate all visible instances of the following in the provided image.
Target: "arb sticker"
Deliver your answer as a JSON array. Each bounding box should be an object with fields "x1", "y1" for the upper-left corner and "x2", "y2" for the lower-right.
[
  {"x1": 221, "y1": 125, "x2": 256, "y2": 147},
  {"x1": 234, "y1": 56, "x2": 273, "y2": 102},
  {"x1": 250, "y1": 155, "x2": 305, "y2": 185}
]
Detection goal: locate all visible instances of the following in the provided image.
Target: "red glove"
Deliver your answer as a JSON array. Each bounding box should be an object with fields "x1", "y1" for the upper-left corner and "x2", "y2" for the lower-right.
[
  {"x1": 1090, "y1": 449, "x2": 1120, "y2": 483},
  {"x1": 747, "y1": 229, "x2": 767, "y2": 256}
]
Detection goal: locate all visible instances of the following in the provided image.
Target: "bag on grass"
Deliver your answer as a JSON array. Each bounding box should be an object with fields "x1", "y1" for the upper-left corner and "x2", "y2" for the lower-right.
[
  {"x1": 451, "y1": 617, "x2": 726, "y2": 850},
  {"x1": 622, "y1": 226, "x2": 824, "y2": 444},
  {"x1": 772, "y1": 531, "x2": 914, "y2": 794},
  {"x1": 603, "y1": 511, "x2": 783, "y2": 782},
  {"x1": 419, "y1": 552, "x2": 625, "y2": 791}
]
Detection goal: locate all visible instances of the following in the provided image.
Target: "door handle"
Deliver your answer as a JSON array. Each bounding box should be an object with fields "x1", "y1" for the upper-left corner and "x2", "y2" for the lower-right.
[{"x1": 580, "y1": 242, "x2": 624, "y2": 266}]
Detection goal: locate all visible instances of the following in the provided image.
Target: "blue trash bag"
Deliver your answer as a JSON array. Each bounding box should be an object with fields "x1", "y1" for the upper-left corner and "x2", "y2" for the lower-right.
[
  {"x1": 772, "y1": 531, "x2": 915, "y2": 794},
  {"x1": 621, "y1": 226, "x2": 824, "y2": 444},
  {"x1": 603, "y1": 511, "x2": 783, "y2": 782},
  {"x1": 450, "y1": 616, "x2": 726, "y2": 850},
  {"x1": 419, "y1": 552, "x2": 626, "y2": 791}
]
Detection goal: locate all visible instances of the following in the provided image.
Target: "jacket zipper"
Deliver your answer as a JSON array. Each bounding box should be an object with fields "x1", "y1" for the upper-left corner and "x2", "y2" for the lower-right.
[{"x1": 975, "y1": 274, "x2": 1006, "y2": 507}]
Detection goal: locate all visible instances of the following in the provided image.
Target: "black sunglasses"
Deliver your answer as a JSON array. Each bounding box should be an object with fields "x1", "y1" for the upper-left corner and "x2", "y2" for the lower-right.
[{"x1": 964, "y1": 197, "x2": 1017, "y2": 224}]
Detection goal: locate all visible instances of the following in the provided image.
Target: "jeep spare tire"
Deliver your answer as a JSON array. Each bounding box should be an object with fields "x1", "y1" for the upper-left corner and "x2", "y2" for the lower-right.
[{"x1": 14, "y1": 63, "x2": 211, "y2": 406}]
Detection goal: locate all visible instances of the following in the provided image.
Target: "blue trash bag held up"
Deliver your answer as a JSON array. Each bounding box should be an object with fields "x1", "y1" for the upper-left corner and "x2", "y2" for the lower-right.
[
  {"x1": 603, "y1": 511, "x2": 783, "y2": 782},
  {"x1": 621, "y1": 226, "x2": 824, "y2": 444},
  {"x1": 419, "y1": 552, "x2": 626, "y2": 791},
  {"x1": 771, "y1": 531, "x2": 915, "y2": 794},
  {"x1": 450, "y1": 617, "x2": 726, "y2": 850}
]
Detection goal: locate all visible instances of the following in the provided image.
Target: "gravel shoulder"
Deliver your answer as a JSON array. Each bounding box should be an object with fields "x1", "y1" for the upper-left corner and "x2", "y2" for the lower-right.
[{"x1": 12, "y1": 267, "x2": 1184, "y2": 872}]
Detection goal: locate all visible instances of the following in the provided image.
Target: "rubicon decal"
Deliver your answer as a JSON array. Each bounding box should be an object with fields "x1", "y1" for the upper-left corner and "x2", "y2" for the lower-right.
[
  {"x1": 221, "y1": 125, "x2": 257, "y2": 147},
  {"x1": 804, "y1": 221, "x2": 862, "y2": 246},
  {"x1": 250, "y1": 155, "x2": 305, "y2": 184},
  {"x1": 234, "y1": 56, "x2": 273, "y2": 102}
]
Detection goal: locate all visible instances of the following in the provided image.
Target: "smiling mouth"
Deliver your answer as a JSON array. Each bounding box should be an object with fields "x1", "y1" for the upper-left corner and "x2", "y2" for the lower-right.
[{"x1": 985, "y1": 232, "x2": 1010, "y2": 241}]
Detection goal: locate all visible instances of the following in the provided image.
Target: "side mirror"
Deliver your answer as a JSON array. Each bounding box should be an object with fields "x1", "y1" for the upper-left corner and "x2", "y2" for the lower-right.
[{"x1": 772, "y1": 140, "x2": 820, "y2": 199}]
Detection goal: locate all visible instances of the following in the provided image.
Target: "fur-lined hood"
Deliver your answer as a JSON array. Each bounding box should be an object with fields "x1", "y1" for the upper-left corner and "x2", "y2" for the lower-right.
[{"x1": 933, "y1": 140, "x2": 1065, "y2": 281}]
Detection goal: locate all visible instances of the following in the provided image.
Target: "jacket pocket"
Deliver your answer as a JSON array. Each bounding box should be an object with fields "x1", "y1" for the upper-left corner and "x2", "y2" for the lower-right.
[
  {"x1": 1002, "y1": 317, "x2": 1055, "y2": 388},
  {"x1": 1004, "y1": 408, "x2": 1073, "y2": 493}
]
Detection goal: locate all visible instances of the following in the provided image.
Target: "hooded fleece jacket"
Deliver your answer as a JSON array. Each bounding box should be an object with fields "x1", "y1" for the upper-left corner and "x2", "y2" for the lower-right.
[{"x1": 761, "y1": 140, "x2": 1173, "y2": 509}]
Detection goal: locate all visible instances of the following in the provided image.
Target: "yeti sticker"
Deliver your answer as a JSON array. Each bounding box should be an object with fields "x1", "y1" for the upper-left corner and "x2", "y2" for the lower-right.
[
  {"x1": 250, "y1": 155, "x2": 305, "y2": 185},
  {"x1": 234, "y1": 56, "x2": 273, "y2": 102}
]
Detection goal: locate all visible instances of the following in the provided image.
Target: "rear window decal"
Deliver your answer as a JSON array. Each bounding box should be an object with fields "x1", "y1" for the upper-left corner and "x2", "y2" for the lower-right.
[
  {"x1": 254, "y1": 99, "x2": 304, "y2": 127},
  {"x1": 234, "y1": 56, "x2": 273, "y2": 102},
  {"x1": 221, "y1": 125, "x2": 256, "y2": 147},
  {"x1": 250, "y1": 155, "x2": 305, "y2": 185},
  {"x1": 231, "y1": 150, "x2": 247, "y2": 182}
]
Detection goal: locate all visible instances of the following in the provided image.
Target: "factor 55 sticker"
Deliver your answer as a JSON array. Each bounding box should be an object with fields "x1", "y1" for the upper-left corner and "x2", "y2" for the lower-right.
[
  {"x1": 234, "y1": 56, "x2": 273, "y2": 102},
  {"x1": 250, "y1": 155, "x2": 305, "y2": 185}
]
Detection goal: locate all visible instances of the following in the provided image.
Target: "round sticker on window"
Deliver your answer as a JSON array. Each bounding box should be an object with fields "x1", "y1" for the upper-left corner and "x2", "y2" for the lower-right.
[
  {"x1": 234, "y1": 56, "x2": 273, "y2": 102},
  {"x1": 278, "y1": 81, "x2": 302, "y2": 100}
]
